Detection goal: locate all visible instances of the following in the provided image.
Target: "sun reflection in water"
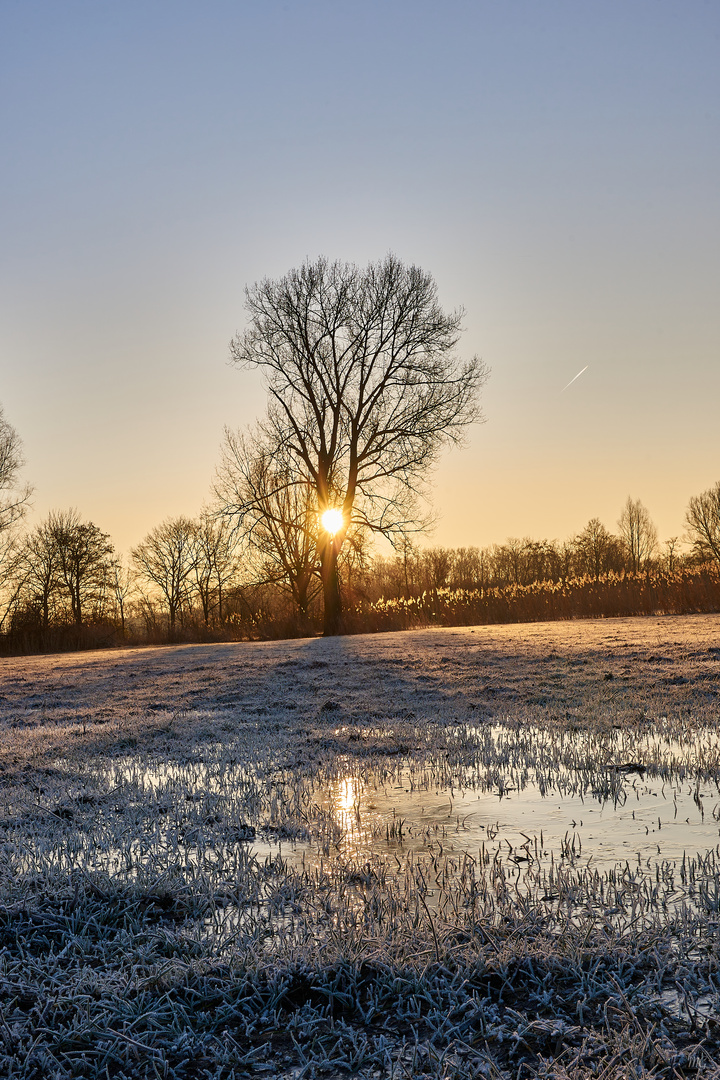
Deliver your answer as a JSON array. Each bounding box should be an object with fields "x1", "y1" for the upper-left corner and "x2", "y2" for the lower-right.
[{"x1": 332, "y1": 776, "x2": 364, "y2": 841}]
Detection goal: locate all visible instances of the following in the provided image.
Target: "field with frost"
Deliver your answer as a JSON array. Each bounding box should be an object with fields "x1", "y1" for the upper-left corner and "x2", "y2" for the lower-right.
[{"x1": 2, "y1": 614, "x2": 720, "y2": 1079}]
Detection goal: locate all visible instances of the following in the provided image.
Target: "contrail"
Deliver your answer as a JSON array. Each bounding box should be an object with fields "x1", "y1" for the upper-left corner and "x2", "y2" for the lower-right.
[{"x1": 561, "y1": 365, "x2": 589, "y2": 392}]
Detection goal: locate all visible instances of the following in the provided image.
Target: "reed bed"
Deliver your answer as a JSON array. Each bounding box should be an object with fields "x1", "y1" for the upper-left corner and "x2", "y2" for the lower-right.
[
  {"x1": 353, "y1": 568, "x2": 720, "y2": 632},
  {"x1": 2, "y1": 614, "x2": 720, "y2": 1077}
]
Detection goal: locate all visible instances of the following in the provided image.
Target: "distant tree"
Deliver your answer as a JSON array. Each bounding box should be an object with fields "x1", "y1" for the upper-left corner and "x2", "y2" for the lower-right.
[
  {"x1": 451, "y1": 546, "x2": 487, "y2": 591},
  {"x1": 369, "y1": 540, "x2": 418, "y2": 602},
  {"x1": 12, "y1": 511, "x2": 114, "y2": 632},
  {"x1": 424, "y1": 547, "x2": 453, "y2": 591},
  {"x1": 230, "y1": 255, "x2": 488, "y2": 634},
  {"x1": 397, "y1": 536, "x2": 420, "y2": 598},
  {"x1": 492, "y1": 538, "x2": 526, "y2": 586},
  {"x1": 111, "y1": 560, "x2": 133, "y2": 635},
  {"x1": 0, "y1": 405, "x2": 33, "y2": 627},
  {"x1": 521, "y1": 539, "x2": 558, "y2": 584},
  {"x1": 547, "y1": 539, "x2": 575, "y2": 583},
  {"x1": 0, "y1": 405, "x2": 32, "y2": 537},
  {"x1": 573, "y1": 518, "x2": 622, "y2": 580},
  {"x1": 686, "y1": 482, "x2": 720, "y2": 567},
  {"x1": 132, "y1": 518, "x2": 196, "y2": 632},
  {"x1": 216, "y1": 431, "x2": 322, "y2": 620},
  {"x1": 618, "y1": 497, "x2": 657, "y2": 573},
  {"x1": 191, "y1": 512, "x2": 239, "y2": 626},
  {"x1": 48, "y1": 510, "x2": 114, "y2": 625},
  {"x1": 661, "y1": 536, "x2": 681, "y2": 574},
  {"x1": 16, "y1": 518, "x2": 62, "y2": 629}
]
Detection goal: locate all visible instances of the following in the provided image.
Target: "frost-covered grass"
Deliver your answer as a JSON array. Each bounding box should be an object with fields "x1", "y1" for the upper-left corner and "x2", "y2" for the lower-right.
[{"x1": 1, "y1": 614, "x2": 720, "y2": 1078}]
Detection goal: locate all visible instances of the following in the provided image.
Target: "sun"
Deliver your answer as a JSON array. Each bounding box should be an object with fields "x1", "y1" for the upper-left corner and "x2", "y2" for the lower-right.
[{"x1": 321, "y1": 508, "x2": 344, "y2": 535}]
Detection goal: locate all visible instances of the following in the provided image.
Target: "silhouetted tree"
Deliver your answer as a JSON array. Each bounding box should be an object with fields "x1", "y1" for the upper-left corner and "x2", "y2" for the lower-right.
[
  {"x1": 618, "y1": 497, "x2": 657, "y2": 573},
  {"x1": 48, "y1": 510, "x2": 114, "y2": 625},
  {"x1": 0, "y1": 405, "x2": 32, "y2": 536},
  {"x1": 425, "y1": 547, "x2": 453, "y2": 590},
  {"x1": 450, "y1": 546, "x2": 487, "y2": 591},
  {"x1": 492, "y1": 538, "x2": 526, "y2": 586},
  {"x1": 573, "y1": 519, "x2": 623, "y2": 580},
  {"x1": 132, "y1": 518, "x2": 196, "y2": 632},
  {"x1": 686, "y1": 482, "x2": 720, "y2": 567},
  {"x1": 216, "y1": 432, "x2": 321, "y2": 620},
  {"x1": 16, "y1": 518, "x2": 61, "y2": 629},
  {"x1": 660, "y1": 537, "x2": 681, "y2": 573},
  {"x1": 111, "y1": 560, "x2": 133, "y2": 635},
  {"x1": 0, "y1": 405, "x2": 33, "y2": 628},
  {"x1": 191, "y1": 512, "x2": 239, "y2": 626},
  {"x1": 230, "y1": 255, "x2": 487, "y2": 633}
]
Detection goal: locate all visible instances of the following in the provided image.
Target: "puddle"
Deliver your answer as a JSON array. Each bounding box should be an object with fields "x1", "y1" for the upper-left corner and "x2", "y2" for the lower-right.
[
  {"x1": 6, "y1": 721, "x2": 720, "y2": 916},
  {"x1": 316, "y1": 766, "x2": 720, "y2": 874}
]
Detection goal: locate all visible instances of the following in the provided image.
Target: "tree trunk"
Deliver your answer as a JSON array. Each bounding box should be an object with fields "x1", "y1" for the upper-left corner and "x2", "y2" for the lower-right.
[
  {"x1": 321, "y1": 538, "x2": 342, "y2": 635},
  {"x1": 295, "y1": 577, "x2": 309, "y2": 620}
]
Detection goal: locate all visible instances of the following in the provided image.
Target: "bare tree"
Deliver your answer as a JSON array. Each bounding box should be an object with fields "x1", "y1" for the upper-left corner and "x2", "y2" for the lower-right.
[
  {"x1": 452, "y1": 546, "x2": 490, "y2": 591},
  {"x1": 191, "y1": 511, "x2": 239, "y2": 626},
  {"x1": 111, "y1": 560, "x2": 133, "y2": 635},
  {"x1": 216, "y1": 431, "x2": 322, "y2": 620},
  {"x1": 398, "y1": 536, "x2": 420, "y2": 598},
  {"x1": 0, "y1": 405, "x2": 32, "y2": 536},
  {"x1": 0, "y1": 406, "x2": 33, "y2": 627},
  {"x1": 424, "y1": 548, "x2": 453, "y2": 591},
  {"x1": 547, "y1": 540, "x2": 575, "y2": 583},
  {"x1": 686, "y1": 482, "x2": 720, "y2": 567},
  {"x1": 12, "y1": 511, "x2": 114, "y2": 632},
  {"x1": 48, "y1": 510, "x2": 114, "y2": 626},
  {"x1": 492, "y1": 538, "x2": 526, "y2": 586},
  {"x1": 15, "y1": 518, "x2": 62, "y2": 629},
  {"x1": 230, "y1": 255, "x2": 488, "y2": 633},
  {"x1": 370, "y1": 539, "x2": 419, "y2": 601},
  {"x1": 131, "y1": 518, "x2": 196, "y2": 633},
  {"x1": 573, "y1": 519, "x2": 623, "y2": 580},
  {"x1": 618, "y1": 497, "x2": 657, "y2": 573},
  {"x1": 660, "y1": 537, "x2": 681, "y2": 574}
]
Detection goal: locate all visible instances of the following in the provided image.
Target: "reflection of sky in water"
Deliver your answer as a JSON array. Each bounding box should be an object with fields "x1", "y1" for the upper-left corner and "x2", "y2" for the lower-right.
[
  {"x1": 308, "y1": 718, "x2": 720, "y2": 876},
  {"x1": 20, "y1": 721, "x2": 720, "y2": 892},
  {"x1": 321, "y1": 766, "x2": 720, "y2": 875}
]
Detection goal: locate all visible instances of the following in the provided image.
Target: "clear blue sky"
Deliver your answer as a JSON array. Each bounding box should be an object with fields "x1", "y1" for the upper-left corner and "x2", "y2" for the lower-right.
[{"x1": 2, "y1": 0, "x2": 718, "y2": 556}]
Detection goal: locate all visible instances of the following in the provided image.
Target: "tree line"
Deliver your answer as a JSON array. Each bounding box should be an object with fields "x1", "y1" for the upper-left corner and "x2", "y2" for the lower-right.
[
  {"x1": 2, "y1": 413, "x2": 720, "y2": 652},
  {"x1": 369, "y1": 499, "x2": 679, "y2": 599}
]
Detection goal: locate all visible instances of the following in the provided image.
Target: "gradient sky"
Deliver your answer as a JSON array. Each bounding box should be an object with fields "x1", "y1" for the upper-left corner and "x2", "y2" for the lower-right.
[{"x1": 2, "y1": 1, "x2": 718, "y2": 559}]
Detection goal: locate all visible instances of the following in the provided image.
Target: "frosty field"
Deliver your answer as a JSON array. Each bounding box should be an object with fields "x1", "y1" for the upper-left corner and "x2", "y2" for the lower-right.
[{"x1": 2, "y1": 614, "x2": 720, "y2": 1079}]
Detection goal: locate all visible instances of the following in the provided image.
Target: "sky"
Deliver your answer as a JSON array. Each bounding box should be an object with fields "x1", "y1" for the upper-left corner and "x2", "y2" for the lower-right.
[{"x1": 1, "y1": 0, "x2": 718, "y2": 559}]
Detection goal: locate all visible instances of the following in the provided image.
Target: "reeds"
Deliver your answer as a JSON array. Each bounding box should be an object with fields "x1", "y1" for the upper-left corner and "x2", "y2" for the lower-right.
[{"x1": 351, "y1": 567, "x2": 720, "y2": 634}]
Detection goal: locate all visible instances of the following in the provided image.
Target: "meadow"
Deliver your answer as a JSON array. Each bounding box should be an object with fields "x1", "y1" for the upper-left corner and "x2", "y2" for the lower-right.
[{"x1": 2, "y1": 614, "x2": 720, "y2": 1079}]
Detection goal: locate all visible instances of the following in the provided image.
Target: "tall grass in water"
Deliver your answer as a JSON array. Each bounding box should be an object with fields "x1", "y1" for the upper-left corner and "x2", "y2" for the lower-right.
[
  {"x1": 3, "y1": 616, "x2": 720, "y2": 1076},
  {"x1": 5, "y1": 716, "x2": 720, "y2": 1078},
  {"x1": 3, "y1": 838, "x2": 720, "y2": 1078}
]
